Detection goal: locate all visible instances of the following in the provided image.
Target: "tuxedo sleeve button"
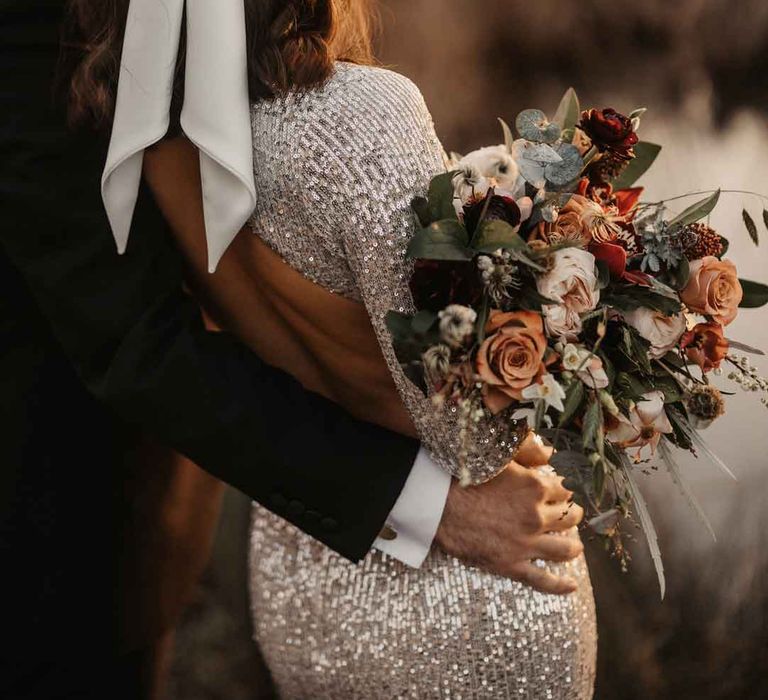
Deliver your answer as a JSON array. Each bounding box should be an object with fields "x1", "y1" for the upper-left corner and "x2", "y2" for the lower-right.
[
  {"x1": 321, "y1": 517, "x2": 339, "y2": 532},
  {"x1": 287, "y1": 499, "x2": 305, "y2": 517},
  {"x1": 270, "y1": 492, "x2": 287, "y2": 510}
]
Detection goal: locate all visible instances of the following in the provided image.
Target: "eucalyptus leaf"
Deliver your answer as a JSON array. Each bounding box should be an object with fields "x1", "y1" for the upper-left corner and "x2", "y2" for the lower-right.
[
  {"x1": 553, "y1": 87, "x2": 581, "y2": 131},
  {"x1": 406, "y1": 219, "x2": 473, "y2": 261},
  {"x1": 739, "y1": 278, "x2": 768, "y2": 308},
  {"x1": 668, "y1": 189, "x2": 721, "y2": 228},
  {"x1": 610, "y1": 142, "x2": 661, "y2": 191},
  {"x1": 743, "y1": 209, "x2": 759, "y2": 245},
  {"x1": 515, "y1": 108, "x2": 561, "y2": 144},
  {"x1": 545, "y1": 143, "x2": 584, "y2": 186}
]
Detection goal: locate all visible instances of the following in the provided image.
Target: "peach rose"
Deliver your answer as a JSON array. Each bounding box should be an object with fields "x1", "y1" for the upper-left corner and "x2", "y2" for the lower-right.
[
  {"x1": 476, "y1": 310, "x2": 550, "y2": 414},
  {"x1": 680, "y1": 256, "x2": 743, "y2": 326},
  {"x1": 622, "y1": 307, "x2": 687, "y2": 359}
]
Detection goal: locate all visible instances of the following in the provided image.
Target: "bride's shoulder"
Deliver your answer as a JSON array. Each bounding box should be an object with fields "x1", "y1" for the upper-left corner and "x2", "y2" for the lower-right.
[
  {"x1": 326, "y1": 62, "x2": 426, "y2": 104},
  {"x1": 252, "y1": 62, "x2": 432, "y2": 131}
]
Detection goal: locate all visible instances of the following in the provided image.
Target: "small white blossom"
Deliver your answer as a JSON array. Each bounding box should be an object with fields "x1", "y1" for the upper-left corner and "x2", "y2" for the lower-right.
[
  {"x1": 438, "y1": 305, "x2": 477, "y2": 348},
  {"x1": 521, "y1": 373, "x2": 566, "y2": 412}
]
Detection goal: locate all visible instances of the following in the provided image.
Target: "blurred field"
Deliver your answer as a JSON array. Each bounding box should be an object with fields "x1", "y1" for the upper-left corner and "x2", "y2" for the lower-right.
[{"x1": 172, "y1": 2, "x2": 768, "y2": 698}]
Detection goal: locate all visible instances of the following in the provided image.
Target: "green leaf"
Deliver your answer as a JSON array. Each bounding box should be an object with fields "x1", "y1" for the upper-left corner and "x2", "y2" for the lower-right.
[
  {"x1": 411, "y1": 196, "x2": 431, "y2": 227},
  {"x1": 545, "y1": 142, "x2": 583, "y2": 187},
  {"x1": 719, "y1": 235, "x2": 730, "y2": 257},
  {"x1": 498, "y1": 118, "x2": 515, "y2": 153},
  {"x1": 603, "y1": 285, "x2": 682, "y2": 316},
  {"x1": 581, "y1": 398, "x2": 601, "y2": 451},
  {"x1": 385, "y1": 310, "x2": 414, "y2": 341},
  {"x1": 515, "y1": 108, "x2": 561, "y2": 144},
  {"x1": 472, "y1": 219, "x2": 529, "y2": 253},
  {"x1": 743, "y1": 209, "x2": 759, "y2": 245},
  {"x1": 726, "y1": 338, "x2": 765, "y2": 355},
  {"x1": 669, "y1": 189, "x2": 721, "y2": 228},
  {"x1": 610, "y1": 142, "x2": 661, "y2": 190},
  {"x1": 475, "y1": 294, "x2": 491, "y2": 344},
  {"x1": 739, "y1": 278, "x2": 768, "y2": 308},
  {"x1": 406, "y1": 219, "x2": 472, "y2": 261},
  {"x1": 667, "y1": 256, "x2": 690, "y2": 291},
  {"x1": 558, "y1": 380, "x2": 585, "y2": 427},
  {"x1": 411, "y1": 309, "x2": 438, "y2": 334},
  {"x1": 427, "y1": 171, "x2": 458, "y2": 222},
  {"x1": 763, "y1": 209, "x2": 768, "y2": 233},
  {"x1": 552, "y1": 87, "x2": 581, "y2": 131},
  {"x1": 595, "y1": 259, "x2": 611, "y2": 290}
]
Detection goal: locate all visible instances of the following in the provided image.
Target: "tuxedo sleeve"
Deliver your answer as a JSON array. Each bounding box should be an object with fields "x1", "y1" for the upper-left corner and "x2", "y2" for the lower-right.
[{"x1": 0, "y1": 19, "x2": 419, "y2": 561}]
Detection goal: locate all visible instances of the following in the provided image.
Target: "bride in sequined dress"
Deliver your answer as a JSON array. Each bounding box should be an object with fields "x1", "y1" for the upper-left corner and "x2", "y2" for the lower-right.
[{"x1": 145, "y1": 2, "x2": 597, "y2": 697}]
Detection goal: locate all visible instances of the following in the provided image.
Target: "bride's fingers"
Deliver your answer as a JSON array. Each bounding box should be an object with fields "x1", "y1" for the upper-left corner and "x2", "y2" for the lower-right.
[
  {"x1": 508, "y1": 562, "x2": 578, "y2": 595},
  {"x1": 531, "y1": 531, "x2": 584, "y2": 562},
  {"x1": 541, "y1": 502, "x2": 584, "y2": 531},
  {"x1": 515, "y1": 432, "x2": 554, "y2": 468}
]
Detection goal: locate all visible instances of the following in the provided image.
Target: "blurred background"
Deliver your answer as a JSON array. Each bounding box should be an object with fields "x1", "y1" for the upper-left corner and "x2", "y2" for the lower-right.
[{"x1": 170, "y1": 1, "x2": 768, "y2": 698}]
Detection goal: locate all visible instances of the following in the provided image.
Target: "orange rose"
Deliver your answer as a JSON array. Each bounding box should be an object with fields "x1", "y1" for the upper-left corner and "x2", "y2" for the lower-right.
[
  {"x1": 680, "y1": 322, "x2": 729, "y2": 373},
  {"x1": 476, "y1": 310, "x2": 550, "y2": 414},
  {"x1": 680, "y1": 256, "x2": 743, "y2": 326}
]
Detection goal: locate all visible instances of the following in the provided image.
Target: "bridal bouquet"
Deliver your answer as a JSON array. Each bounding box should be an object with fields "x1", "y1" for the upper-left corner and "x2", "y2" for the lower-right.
[{"x1": 386, "y1": 88, "x2": 768, "y2": 592}]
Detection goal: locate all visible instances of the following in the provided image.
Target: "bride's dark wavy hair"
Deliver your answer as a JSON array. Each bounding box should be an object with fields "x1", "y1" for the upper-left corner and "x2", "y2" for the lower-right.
[{"x1": 60, "y1": 0, "x2": 377, "y2": 129}]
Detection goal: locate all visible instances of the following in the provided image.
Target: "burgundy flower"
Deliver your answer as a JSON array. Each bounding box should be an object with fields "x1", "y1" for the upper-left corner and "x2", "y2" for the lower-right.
[
  {"x1": 409, "y1": 259, "x2": 483, "y2": 313},
  {"x1": 579, "y1": 108, "x2": 639, "y2": 160},
  {"x1": 462, "y1": 194, "x2": 521, "y2": 237}
]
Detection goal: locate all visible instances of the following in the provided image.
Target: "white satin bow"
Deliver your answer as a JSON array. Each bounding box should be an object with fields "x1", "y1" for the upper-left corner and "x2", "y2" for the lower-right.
[{"x1": 101, "y1": 0, "x2": 256, "y2": 273}]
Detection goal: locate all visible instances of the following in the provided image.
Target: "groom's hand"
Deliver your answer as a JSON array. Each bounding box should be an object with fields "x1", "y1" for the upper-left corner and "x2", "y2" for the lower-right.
[{"x1": 434, "y1": 434, "x2": 584, "y2": 595}]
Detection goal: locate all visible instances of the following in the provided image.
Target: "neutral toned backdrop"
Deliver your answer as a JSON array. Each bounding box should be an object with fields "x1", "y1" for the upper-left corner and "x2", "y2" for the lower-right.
[{"x1": 171, "y1": 2, "x2": 768, "y2": 698}]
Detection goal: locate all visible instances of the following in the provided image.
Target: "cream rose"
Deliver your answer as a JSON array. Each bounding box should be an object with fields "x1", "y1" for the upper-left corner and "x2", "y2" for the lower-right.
[
  {"x1": 680, "y1": 256, "x2": 743, "y2": 326},
  {"x1": 476, "y1": 310, "x2": 550, "y2": 414},
  {"x1": 537, "y1": 248, "x2": 600, "y2": 340},
  {"x1": 622, "y1": 308, "x2": 687, "y2": 359}
]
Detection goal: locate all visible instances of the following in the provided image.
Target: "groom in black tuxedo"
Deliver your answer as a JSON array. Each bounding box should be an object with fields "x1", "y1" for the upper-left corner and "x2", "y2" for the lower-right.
[{"x1": 1, "y1": 1, "x2": 419, "y2": 697}]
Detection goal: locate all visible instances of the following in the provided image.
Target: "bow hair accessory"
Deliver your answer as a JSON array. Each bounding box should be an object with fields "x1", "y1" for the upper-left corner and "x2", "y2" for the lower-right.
[{"x1": 101, "y1": 0, "x2": 256, "y2": 272}]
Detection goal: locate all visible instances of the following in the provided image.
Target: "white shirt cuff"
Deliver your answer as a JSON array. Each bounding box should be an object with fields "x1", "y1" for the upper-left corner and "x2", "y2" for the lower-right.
[{"x1": 373, "y1": 445, "x2": 450, "y2": 568}]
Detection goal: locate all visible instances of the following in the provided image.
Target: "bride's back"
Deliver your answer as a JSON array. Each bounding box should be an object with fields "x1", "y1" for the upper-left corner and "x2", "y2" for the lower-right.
[{"x1": 145, "y1": 63, "x2": 444, "y2": 438}]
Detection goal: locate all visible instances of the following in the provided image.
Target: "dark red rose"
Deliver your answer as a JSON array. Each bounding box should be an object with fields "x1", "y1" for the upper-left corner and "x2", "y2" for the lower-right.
[
  {"x1": 579, "y1": 108, "x2": 639, "y2": 160},
  {"x1": 462, "y1": 194, "x2": 521, "y2": 236},
  {"x1": 409, "y1": 259, "x2": 483, "y2": 312}
]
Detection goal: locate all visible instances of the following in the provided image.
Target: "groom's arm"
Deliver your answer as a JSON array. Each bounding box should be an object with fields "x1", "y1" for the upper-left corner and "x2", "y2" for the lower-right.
[{"x1": 0, "y1": 21, "x2": 421, "y2": 561}]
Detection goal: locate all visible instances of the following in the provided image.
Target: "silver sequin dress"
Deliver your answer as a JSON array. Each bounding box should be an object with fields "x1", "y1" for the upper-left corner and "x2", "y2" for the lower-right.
[{"x1": 247, "y1": 62, "x2": 597, "y2": 699}]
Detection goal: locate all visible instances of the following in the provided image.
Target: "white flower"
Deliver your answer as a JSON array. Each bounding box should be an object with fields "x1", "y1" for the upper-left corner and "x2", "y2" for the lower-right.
[
  {"x1": 536, "y1": 248, "x2": 600, "y2": 341},
  {"x1": 521, "y1": 373, "x2": 566, "y2": 412},
  {"x1": 438, "y1": 305, "x2": 477, "y2": 348},
  {"x1": 456, "y1": 145, "x2": 522, "y2": 196},
  {"x1": 511, "y1": 406, "x2": 553, "y2": 428},
  {"x1": 452, "y1": 164, "x2": 490, "y2": 205},
  {"x1": 422, "y1": 344, "x2": 452, "y2": 387},
  {"x1": 606, "y1": 390, "x2": 673, "y2": 457},
  {"x1": 623, "y1": 307, "x2": 686, "y2": 359},
  {"x1": 560, "y1": 343, "x2": 610, "y2": 389}
]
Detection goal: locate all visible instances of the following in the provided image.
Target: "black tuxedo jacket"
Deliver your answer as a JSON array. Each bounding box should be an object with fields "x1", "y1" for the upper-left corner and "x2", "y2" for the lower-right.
[{"x1": 0, "y1": 1, "x2": 417, "y2": 561}]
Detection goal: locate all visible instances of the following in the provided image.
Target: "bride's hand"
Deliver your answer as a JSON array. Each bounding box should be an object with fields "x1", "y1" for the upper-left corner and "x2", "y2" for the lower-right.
[{"x1": 435, "y1": 433, "x2": 584, "y2": 595}]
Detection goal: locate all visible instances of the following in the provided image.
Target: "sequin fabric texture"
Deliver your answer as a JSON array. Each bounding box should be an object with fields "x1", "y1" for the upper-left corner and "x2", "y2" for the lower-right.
[{"x1": 248, "y1": 63, "x2": 597, "y2": 699}]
